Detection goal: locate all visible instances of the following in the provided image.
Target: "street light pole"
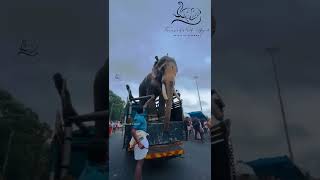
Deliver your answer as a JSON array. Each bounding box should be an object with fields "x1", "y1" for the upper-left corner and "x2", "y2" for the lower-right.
[
  {"x1": 194, "y1": 76, "x2": 203, "y2": 111},
  {"x1": 266, "y1": 48, "x2": 294, "y2": 162}
]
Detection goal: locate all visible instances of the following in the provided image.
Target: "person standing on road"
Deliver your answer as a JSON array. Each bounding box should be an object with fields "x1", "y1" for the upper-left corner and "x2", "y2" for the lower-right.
[
  {"x1": 187, "y1": 118, "x2": 192, "y2": 138},
  {"x1": 184, "y1": 116, "x2": 191, "y2": 141},
  {"x1": 192, "y1": 117, "x2": 199, "y2": 140},
  {"x1": 193, "y1": 117, "x2": 204, "y2": 142},
  {"x1": 130, "y1": 107, "x2": 149, "y2": 180},
  {"x1": 204, "y1": 121, "x2": 208, "y2": 134},
  {"x1": 199, "y1": 119, "x2": 205, "y2": 142},
  {"x1": 189, "y1": 120, "x2": 194, "y2": 137}
]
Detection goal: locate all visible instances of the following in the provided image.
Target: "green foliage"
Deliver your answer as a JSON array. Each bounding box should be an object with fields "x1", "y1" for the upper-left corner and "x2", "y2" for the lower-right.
[
  {"x1": 109, "y1": 90, "x2": 125, "y2": 121},
  {"x1": 0, "y1": 89, "x2": 52, "y2": 180}
]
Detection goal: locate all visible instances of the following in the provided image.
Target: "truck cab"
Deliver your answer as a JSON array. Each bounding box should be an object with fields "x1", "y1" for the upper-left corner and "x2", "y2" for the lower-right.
[{"x1": 122, "y1": 88, "x2": 186, "y2": 160}]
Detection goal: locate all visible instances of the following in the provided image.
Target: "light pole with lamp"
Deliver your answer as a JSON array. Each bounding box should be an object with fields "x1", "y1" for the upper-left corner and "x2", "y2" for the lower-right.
[
  {"x1": 266, "y1": 47, "x2": 294, "y2": 162},
  {"x1": 194, "y1": 75, "x2": 203, "y2": 111}
]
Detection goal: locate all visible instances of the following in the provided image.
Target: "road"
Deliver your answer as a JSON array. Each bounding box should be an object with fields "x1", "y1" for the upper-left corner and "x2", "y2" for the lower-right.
[{"x1": 109, "y1": 129, "x2": 211, "y2": 180}]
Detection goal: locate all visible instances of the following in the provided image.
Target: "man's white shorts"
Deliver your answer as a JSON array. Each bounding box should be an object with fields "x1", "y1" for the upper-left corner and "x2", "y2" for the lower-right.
[{"x1": 134, "y1": 137, "x2": 149, "y2": 160}]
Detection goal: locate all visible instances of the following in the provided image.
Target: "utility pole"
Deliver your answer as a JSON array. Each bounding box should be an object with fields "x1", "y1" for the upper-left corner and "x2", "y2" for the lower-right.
[
  {"x1": 2, "y1": 130, "x2": 14, "y2": 176},
  {"x1": 266, "y1": 48, "x2": 294, "y2": 162},
  {"x1": 194, "y1": 76, "x2": 203, "y2": 111}
]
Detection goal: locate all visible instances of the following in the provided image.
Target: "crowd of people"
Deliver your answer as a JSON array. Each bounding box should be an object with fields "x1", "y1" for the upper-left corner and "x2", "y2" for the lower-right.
[
  {"x1": 184, "y1": 115, "x2": 210, "y2": 143},
  {"x1": 109, "y1": 121, "x2": 123, "y2": 135},
  {"x1": 109, "y1": 116, "x2": 210, "y2": 142}
]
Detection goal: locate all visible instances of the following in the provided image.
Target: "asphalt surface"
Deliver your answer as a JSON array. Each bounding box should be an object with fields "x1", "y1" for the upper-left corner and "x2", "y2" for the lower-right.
[{"x1": 109, "y1": 129, "x2": 211, "y2": 180}]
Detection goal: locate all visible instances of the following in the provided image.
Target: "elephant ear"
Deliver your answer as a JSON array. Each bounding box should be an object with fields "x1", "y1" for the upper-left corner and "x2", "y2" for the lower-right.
[
  {"x1": 151, "y1": 56, "x2": 160, "y2": 78},
  {"x1": 157, "y1": 63, "x2": 166, "y2": 77},
  {"x1": 151, "y1": 66, "x2": 160, "y2": 78},
  {"x1": 151, "y1": 69, "x2": 157, "y2": 78},
  {"x1": 151, "y1": 63, "x2": 165, "y2": 81}
]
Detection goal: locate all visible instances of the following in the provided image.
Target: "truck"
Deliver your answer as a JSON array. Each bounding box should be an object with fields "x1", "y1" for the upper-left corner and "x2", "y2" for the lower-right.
[
  {"x1": 49, "y1": 111, "x2": 108, "y2": 180},
  {"x1": 211, "y1": 89, "x2": 236, "y2": 180},
  {"x1": 122, "y1": 85, "x2": 186, "y2": 160}
]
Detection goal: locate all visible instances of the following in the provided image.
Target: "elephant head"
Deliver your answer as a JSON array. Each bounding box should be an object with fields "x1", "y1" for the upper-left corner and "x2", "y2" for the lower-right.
[{"x1": 153, "y1": 56, "x2": 180, "y2": 129}]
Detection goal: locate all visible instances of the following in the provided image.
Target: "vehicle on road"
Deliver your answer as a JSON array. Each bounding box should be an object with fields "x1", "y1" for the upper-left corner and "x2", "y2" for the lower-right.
[
  {"x1": 122, "y1": 85, "x2": 186, "y2": 160},
  {"x1": 49, "y1": 111, "x2": 108, "y2": 180}
]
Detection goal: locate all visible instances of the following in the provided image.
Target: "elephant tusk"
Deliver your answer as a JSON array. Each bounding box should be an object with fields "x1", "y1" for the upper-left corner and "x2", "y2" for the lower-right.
[{"x1": 162, "y1": 83, "x2": 168, "y2": 100}]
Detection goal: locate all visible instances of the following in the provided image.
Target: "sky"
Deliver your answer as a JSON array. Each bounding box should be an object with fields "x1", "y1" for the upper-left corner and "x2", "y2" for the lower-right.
[
  {"x1": 214, "y1": 0, "x2": 320, "y2": 177},
  {"x1": 109, "y1": 0, "x2": 211, "y2": 116},
  {"x1": 0, "y1": 0, "x2": 108, "y2": 127}
]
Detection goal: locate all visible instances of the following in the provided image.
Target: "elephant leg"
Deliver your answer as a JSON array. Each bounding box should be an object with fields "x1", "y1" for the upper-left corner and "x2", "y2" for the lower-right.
[
  {"x1": 53, "y1": 73, "x2": 88, "y2": 134},
  {"x1": 143, "y1": 95, "x2": 155, "y2": 110},
  {"x1": 145, "y1": 88, "x2": 157, "y2": 115},
  {"x1": 158, "y1": 94, "x2": 165, "y2": 121}
]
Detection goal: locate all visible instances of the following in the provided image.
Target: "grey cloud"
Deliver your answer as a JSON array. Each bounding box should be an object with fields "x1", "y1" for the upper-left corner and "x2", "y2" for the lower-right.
[
  {"x1": 224, "y1": 88, "x2": 320, "y2": 175},
  {"x1": 213, "y1": 0, "x2": 320, "y2": 174},
  {"x1": 0, "y1": 0, "x2": 108, "y2": 126}
]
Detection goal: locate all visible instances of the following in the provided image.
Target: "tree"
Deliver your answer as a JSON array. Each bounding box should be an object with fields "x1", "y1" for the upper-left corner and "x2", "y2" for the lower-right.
[
  {"x1": 0, "y1": 89, "x2": 52, "y2": 180},
  {"x1": 109, "y1": 90, "x2": 125, "y2": 121}
]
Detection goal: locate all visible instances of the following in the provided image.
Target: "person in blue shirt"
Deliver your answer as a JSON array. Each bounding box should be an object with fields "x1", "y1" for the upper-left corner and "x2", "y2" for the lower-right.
[
  {"x1": 132, "y1": 108, "x2": 147, "y2": 132},
  {"x1": 131, "y1": 107, "x2": 148, "y2": 180}
]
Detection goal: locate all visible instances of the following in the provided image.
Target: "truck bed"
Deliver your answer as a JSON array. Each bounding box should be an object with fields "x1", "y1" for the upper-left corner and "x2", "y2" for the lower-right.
[
  {"x1": 147, "y1": 121, "x2": 186, "y2": 145},
  {"x1": 123, "y1": 121, "x2": 186, "y2": 149}
]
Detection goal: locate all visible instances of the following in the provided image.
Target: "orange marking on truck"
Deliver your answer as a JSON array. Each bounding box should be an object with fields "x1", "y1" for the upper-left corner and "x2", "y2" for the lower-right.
[{"x1": 145, "y1": 149, "x2": 185, "y2": 159}]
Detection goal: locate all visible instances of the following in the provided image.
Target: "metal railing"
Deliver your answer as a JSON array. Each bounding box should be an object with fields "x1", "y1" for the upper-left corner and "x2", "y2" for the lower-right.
[
  {"x1": 211, "y1": 119, "x2": 236, "y2": 180},
  {"x1": 58, "y1": 110, "x2": 108, "y2": 179}
]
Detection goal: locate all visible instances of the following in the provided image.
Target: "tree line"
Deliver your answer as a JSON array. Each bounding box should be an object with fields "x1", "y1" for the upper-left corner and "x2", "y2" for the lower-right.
[
  {"x1": 109, "y1": 90, "x2": 125, "y2": 122},
  {"x1": 0, "y1": 89, "x2": 52, "y2": 180}
]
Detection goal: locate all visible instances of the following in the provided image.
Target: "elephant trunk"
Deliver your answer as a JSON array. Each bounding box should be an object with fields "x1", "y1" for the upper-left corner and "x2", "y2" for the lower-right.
[{"x1": 164, "y1": 82, "x2": 174, "y2": 131}]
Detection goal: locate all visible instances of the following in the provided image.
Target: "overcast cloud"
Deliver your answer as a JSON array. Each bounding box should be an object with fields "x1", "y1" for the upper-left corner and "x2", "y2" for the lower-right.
[
  {"x1": 0, "y1": 0, "x2": 108, "y2": 126},
  {"x1": 214, "y1": 0, "x2": 320, "y2": 176}
]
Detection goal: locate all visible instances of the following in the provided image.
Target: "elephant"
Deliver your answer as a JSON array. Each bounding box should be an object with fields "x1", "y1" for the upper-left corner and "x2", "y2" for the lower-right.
[{"x1": 139, "y1": 55, "x2": 180, "y2": 130}]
